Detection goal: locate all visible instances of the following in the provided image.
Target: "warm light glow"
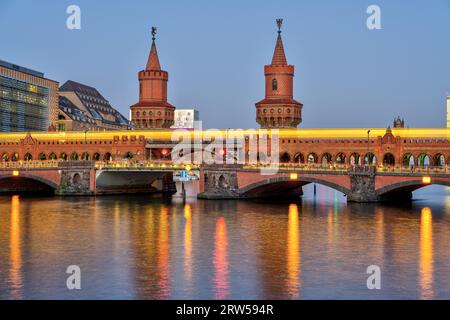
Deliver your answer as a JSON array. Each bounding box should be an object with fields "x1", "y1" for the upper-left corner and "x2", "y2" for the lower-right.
[
  {"x1": 0, "y1": 128, "x2": 450, "y2": 144},
  {"x1": 217, "y1": 148, "x2": 226, "y2": 156},
  {"x1": 157, "y1": 208, "x2": 170, "y2": 298},
  {"x1": 12, "y1": 170, "x2": 19, "y2": 177},
  {"x1": 185, "y1": 165, "x2": 192, "y2": 172},
  {"x1": 420, "y1": 207, "x2": 433, "y2": 300},
  {"x1": 290, "y1": 173, "x2": 298, "y2": 180},
  {"x1": 10, "y1": 195, "x2": 22, "y2": 299},
  {"x1": 161, "y1": 148, "x2": 169, "y2": 156},
  {"x1": 184, "y1": 204, "x2": 193, "y2": 290},
  {"x1": 287, "y1": 204, "x2": 300, "y2": 298},
  {"x1": 422, "y1": 176, "x2": 431, "y2": 184},
  {"x1": 213, "y1": 217, "x2": 229, "y2": 299}
]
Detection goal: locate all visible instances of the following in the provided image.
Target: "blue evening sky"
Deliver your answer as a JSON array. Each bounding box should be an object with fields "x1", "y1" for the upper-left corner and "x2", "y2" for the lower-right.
[{"x1": 1, "y1": 0, "x2": 450, "y2": 129}]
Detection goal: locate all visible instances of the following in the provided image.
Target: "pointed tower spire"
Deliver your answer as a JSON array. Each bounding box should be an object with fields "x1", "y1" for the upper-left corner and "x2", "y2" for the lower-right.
[
  {"x1": 146, "y1": 26, "x2": 161, "y2": 71},
  {"x1": 271, "y1": 19, "x2": 287, "y2": 65}
]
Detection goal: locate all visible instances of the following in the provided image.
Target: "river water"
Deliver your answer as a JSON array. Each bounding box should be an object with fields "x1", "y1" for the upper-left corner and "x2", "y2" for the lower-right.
[{"x1": 1, "y1": 182, "x2": 450, "y2": 300}]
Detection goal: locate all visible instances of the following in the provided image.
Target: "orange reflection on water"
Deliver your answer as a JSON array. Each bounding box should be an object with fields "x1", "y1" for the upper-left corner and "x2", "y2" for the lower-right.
[
  {"x1": 287, "y1": 204, "x2": 301, "y2": 298},
  {"x1": 213, "y1": 217, "x2": 229, "y2": 299},
  {"x1": 157, "y1": 208, "x2": 171, "y2": 299},
  {"x1": 10, "y1": 195, "x2": 22, "y2": 299},
  {"x1": 184, "y1": 204, "x2": 193, "y2": 288},
  {"x1": 420, "y1": 207, "x2": 433, "y2": 300}
]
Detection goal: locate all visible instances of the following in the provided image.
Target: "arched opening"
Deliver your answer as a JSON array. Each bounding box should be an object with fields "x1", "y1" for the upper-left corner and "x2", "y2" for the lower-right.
[
  {"x1": 307, "y1": 153, "x2": 318, "y2": 164},
  {"x1": 433, "y1": 154, "x2": 445, "y2": 167},
  {"x1": 218, "y1": 175, "x2": 227, "y2": 188},
  {"x1": 60, "y1": 153, "x2": 68, "y2": 161},
  {"x1": 280, "y1": 152, "x2": 291, "y2": 164},
  {"x1": 272, "y1": 78, "x2": 278, "y2": 91},
  {"x1": 93, "y1": 153, "x2": 101, "y2": 161},
  {"x1": 321, "y1": 153, "x2": 333, "y2": 166},
  {"x1": 72, "y1": 173, "x2": 81, "y2": 186},
  {"x1": 349, "y1": 153, "x2": 360, "y2": 165},
  {"x1": 48, "y1": 153, "x2": 57, "y2": 160},
  {"x1": 1, "y1": 153, "x2": 9, "y2": 162},
  {"x1": 293, "y1": 153, "x2": 305, "y2": 164},
  {"x1": 24, "y1": 153, "x2": 33, "y2": 161},
  {"x1": 0, "y1": 176, "x2": 56, "y2": 195},
  {"x1": 335, "y1": 153, "x2": 346, "y2": 164},
  {"x1": 418, "y1": 153, "x2": 431, "y2": 167},
  {"x1": 364, "y1": 152, "x2": 377, "y2": 165},
  {"x1": 38, "y1": 153, "x2": 47, "y2": 161},
  {"x1": 11, "y1": 153, "x2": 19, "y2": 162},
  {"x1": 239, "y1": 176, "x2": 350, "y2": 199},
  {"x1": 104, "y1": 153, "x2": 112, "y2": 161},
  {"x1": 383, "y1": 153, "x2": 395, "y2": 166},
  {"x1": 402, "y1": 153, "x2": 415, "y2": 167},
  {"x1": 70, "y1": 152, "x2": 79, "y2": 161},
  {"x1": 81, "y1": 152, "x2": 90, "y2": 161}
]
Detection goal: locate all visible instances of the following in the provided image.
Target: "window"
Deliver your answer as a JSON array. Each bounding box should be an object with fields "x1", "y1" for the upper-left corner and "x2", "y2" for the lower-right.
[{"x1": 272, "y1": 79, "x2": 278, "y2": 91}]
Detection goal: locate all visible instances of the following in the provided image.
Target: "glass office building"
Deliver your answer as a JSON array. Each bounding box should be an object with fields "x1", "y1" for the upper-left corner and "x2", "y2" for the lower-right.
[{"x1": 0, "y1": 60, "x2": 58, "y2": 132}]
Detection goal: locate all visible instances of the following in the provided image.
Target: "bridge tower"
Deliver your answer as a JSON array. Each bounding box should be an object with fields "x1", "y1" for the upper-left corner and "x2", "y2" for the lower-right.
[
  {"x1": 130, "y1": 27, "x2": 175, "y2": 129},
  {"x1": 255, "y1": 19, "x2": 303, "y2": 128}
]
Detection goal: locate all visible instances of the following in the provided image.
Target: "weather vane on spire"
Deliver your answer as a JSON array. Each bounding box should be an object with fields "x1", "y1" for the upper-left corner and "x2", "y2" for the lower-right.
[
  {"x1": 151, "y1": 26, "x2": 157, "y2": 41},
  {"x1": 276, "y1": 18, "x2": 283, "y2": 34}
]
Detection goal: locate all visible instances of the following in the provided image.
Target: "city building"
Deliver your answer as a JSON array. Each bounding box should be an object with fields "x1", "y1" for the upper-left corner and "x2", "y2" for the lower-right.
[
  {"x1": 58, "y1": 80, "x2": 130, "y2": 131},
  {"x1": 447, "y1": 97, "x2": 450, "y2": 128},
  {"x1": 130, "y1": 27, "x2": 176, "y2": 129},
  {"x1": 0, "y1": 59, "x2": 59, "y2": 132},
  {"x1": 171, "y1": 109, "x2": 199, "y2": 129},
  {"x1": 255, "y1": 19, "x2": 303, "y2": 129}
]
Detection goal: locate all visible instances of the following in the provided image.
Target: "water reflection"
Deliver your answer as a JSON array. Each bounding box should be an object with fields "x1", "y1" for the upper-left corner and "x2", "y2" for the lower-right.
[
  {"x1": 184, "y1": 204, "x2": 193, "y2": 293},
  {"x1": 9, "y1": 195, "x2": 22, "y2": 299},
  {"x1": 287, "y1": 204, "x2": 300, "y2": 298},
  {"x1": 0, "y1": 185, "x2": 450, "y2": 299},
  {"x1": 419, "y1": 207, "x2": 433, "y2": 300},
  {"x1": 157, "y1": 208, "x2": 170, "y2": 299},
  {"x1": 213, "y1": 217, "x2": 229, "y2": 299}
]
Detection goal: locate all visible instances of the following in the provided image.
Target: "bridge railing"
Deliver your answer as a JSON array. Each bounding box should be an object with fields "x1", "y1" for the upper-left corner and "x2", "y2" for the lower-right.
[
  {"x1": 0, "y1": 160, "x2": 59, "y2": 169},
  {"x1": 95, "y1": 160, "x2": 199, "y2": 171}
]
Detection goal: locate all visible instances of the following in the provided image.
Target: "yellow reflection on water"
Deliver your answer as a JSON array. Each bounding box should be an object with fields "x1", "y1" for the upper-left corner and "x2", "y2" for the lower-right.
[
  {"x1": 184, "y1": 204, "x2": 193, "y2": 289},
  {"x1": 420, "y1": 207, "x2": 433, "y2": 300},
  {"x1": 213, "y1": 217, "x2": 229, "y2": 299},
  {"x1": 158, "y1": 208, "x2": 170, "y2": 298},
  {"x1": 10, "y1": 195, "x2": 22, "y2": 299},
  {"x1": 287, "y1": 204, "x2": 301, "y2": 298}
]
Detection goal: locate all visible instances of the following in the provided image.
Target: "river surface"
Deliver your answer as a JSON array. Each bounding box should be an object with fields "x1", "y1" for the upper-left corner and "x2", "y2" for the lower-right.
[{"x1": 1, "y1": 182, "x2": 450, "y2": 300}]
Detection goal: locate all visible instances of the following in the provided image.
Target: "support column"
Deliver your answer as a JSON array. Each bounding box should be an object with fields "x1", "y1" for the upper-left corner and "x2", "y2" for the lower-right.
[
  {"x1": 55, "y1": 161, "x2": 96, "y2": 196},
  {"x1": 198, "y1": 165, "x2": 241, "y2": 199}
]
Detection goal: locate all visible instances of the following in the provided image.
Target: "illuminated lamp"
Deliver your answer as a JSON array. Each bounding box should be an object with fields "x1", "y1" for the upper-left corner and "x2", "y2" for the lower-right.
[
  {"x1": 290, "y1": 173, "x2": 298, "y2": 180},
  {"x1": 161, "y1": 148, "x2": 169, "y2": 156},
  {"x1": 12, "y1": 170, "x2": 19, "y2": 177},
  {"x1": 422, "y1": 176, "x2": 431, "y2": 184},
  {"x1": 217, "y1": 148, "x2": 226, "y2": 157}
]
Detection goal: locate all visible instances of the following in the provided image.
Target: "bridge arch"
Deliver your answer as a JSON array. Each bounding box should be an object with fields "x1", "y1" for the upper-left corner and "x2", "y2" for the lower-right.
[
  {"x1": 377, "y1": 179, "x2": 450, "y2": 198},
  {"x1": 0, "y1": 173, "x2": 58, "y2": 194},
  {"x1": 382, "y1": 153, "x2": 395, "y2": 166},
  {"x1": 432, "y1": 153, "x2": 445, "y2": 167},
  {"x1": 335, "y1": 153, "x2": 346, "y2": 164},
  {"x1": 279, "y1": 152, "x2": 291, "y2": 163},
  {"x1": 321, "y1": 152, "x2": 332, "y2": 165},
  {"x1": 293, "y1": 152, "x2": 305, "y2": 164},
  {"x1": 239, "y1": 176, "x2": 351, "y2": 197}
]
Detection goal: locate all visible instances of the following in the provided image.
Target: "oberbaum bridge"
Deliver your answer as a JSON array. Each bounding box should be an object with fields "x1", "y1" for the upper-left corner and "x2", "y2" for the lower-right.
[{"x1": 1, "y1": 21, "x2": 450, "y2": 202}]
